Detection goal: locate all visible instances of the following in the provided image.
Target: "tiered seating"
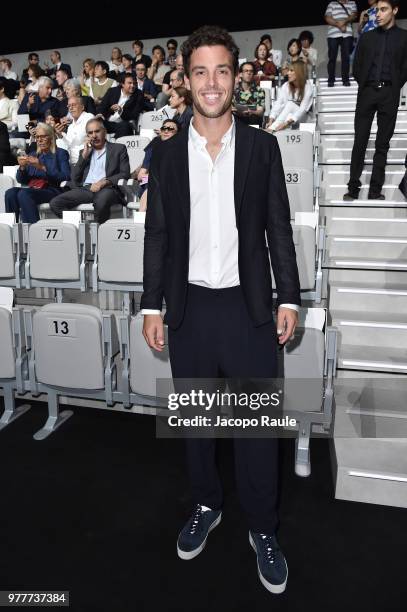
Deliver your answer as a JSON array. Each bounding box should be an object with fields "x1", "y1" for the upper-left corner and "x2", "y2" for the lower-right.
[{"x1": 0, "y1": 216, "x2": 25, "y2": 288}]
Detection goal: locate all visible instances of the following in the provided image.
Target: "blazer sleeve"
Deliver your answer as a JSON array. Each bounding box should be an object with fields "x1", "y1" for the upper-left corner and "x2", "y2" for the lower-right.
[
  {"x1": 400, "y1": 33, "x2": 407, "y2": 87},
  {"x1": 45, "y1": 148, "x2": 71, "y2": 185},
  {"x1": 121, "y1": 91, "x2": 144, "y2": 122},
  {"x1": 140, "y1": 150, "x2": 168, "y2": 311},
  {"x1": 106, "y1": 144, "x2": 130, "y2": 184},
  {"x1": 266, "y1": 136, "x2": 301, "y2": 307},
  {"x1": 71, "y1": 150, "x2": 88, "y2": 185},
  {"x1": 18, "y1": 93, "x2": 29, "y2": 115},
  {"x1": 352, "y1": 33, "x2": 367, "y2": 84}
]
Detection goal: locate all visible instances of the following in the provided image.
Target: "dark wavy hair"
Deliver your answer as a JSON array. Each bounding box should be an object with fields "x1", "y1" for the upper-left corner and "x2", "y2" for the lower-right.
[{"x1": 181, "y1": 25, "x2": 240, "y2": 77}]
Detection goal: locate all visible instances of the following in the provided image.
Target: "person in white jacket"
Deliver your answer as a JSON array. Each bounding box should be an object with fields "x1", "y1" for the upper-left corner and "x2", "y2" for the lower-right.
[
  {"x1": 266, "y1": 61, "x2": 313, "y2": 132},
  {"x1": 54, "y1": 96, "x2": 94, "y2": 164}
]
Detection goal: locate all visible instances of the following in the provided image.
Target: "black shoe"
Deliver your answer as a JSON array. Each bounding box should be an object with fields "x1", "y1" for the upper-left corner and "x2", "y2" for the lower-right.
[
  {"x1": 327, "y1": 81, "x2": 335, "y2": 87},
  {"x1": 342, "y1": 80, "x2": 351, "y2": 86},
  {"x1": 249, "y1": 531, "x2": 288, "y2": 594},
  {"x1": 343, "y1": 191, "x2": 359, "y2": 201},
  {"x1": 177, "y1": 504, "x2": 222, "y2": 560},
  {"x1": 368, "y1": 192, "x2": 385, "y2": 200}
]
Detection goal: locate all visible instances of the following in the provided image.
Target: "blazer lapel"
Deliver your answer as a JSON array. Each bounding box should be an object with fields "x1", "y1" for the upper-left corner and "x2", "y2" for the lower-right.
[
  {"x1": 234, "y1": 119, "x2": 255, "y2": 225},
  {"x1": 105, "y1": 141, "x2": 113, "y2": 177},
  {"x1": 172, "y1": 129, "x2": 190, "y2": 228}
]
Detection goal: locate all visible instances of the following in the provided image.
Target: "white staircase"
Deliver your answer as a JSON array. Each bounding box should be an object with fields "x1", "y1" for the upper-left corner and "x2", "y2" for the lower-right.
[{"x1": 318, "y1": 79, "x2": 407, "y2": 507}]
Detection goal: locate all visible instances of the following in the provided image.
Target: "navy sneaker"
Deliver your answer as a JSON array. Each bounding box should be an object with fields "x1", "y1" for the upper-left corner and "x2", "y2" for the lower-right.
[
  {"x1": 249, "y1": 531, "x2": 288, "y2": 594},
  {"x1": 177, "y1": 504, "x2": 222, "y2": 560}
]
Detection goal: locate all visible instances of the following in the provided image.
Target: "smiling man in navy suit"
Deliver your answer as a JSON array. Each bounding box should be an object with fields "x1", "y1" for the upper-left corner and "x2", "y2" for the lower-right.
[{"x1": 141, "y1": 26, "x2": 300, "y2": 595}]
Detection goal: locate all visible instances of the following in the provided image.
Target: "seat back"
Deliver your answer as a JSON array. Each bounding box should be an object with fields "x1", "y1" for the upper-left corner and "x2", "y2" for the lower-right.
[
  {"x1": 115, "y1": 136, "x2": 150, "y2": 173},
  {"x1": 98, "y1": 217, "x2": 145, "y2": 283},
  {"x1": 0, "y1": 306, "x2": 15, "y2": 379},
  {"x1": 138, "y1": 110, "x2": 166, "y2": 130},
  {"x1": 0, "y1": 175, "x2": 14, "y2": 213},
  {"x1": 28, "y1": 220, "x2": 80, "y2": 280},
  {"x1": 275, "y1": 131, "x2": 314, "y2": 172},
  {"x1": 129, "y1": 314, "x2": 172, "y2": 397},
  {"x1": 292, "y1": 225, "x2": 316, "y2": 290},
  {"x1": 285, "y1": 168, "x2": 314, "y2": 218},
  {"x1": 33, "y1": 303, "x2": 105, "y2": 389},
  {"x1": 0, "y1": 223, "x2": 15, "y2": 279}
]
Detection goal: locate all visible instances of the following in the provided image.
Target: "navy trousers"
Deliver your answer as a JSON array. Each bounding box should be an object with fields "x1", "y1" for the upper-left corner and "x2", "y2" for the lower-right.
[{"x1": 5, "y1": 186, "x2": 60, "y2": 223}]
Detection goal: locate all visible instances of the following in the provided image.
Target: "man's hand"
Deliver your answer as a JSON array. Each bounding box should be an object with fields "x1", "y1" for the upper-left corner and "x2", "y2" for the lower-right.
[
  {"x1": 27, "y1": 93, "x2": 36, "y2": 109},
  {"x1": 276, "y1": 307, "x2": 298, "y2": 345},
  {"x1": 90, "y1": 178, "x2": 108, "y2": 193},
  {"x1": 143, "y1": 314, "x2": 165, "y2": 352},
  {"x1": 110, "y1": 103, "x2": 121, "y2": 112}
]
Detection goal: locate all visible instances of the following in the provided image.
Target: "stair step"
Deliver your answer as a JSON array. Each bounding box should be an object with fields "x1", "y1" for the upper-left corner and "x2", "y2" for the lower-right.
[
  {"x1": 338, "y1": 345, "x2": 407, "y2": 373},
  {"x1": 327, "y1": 268, "x2": 407, "y2": 285},
  {"x1": 327, "y1": 235, "x2": 407, "y2": 258},
  {"x1": 331, "y1": 310, "x2": 407, "y2": 349},
  {"x1": 329, "y1": 282, "x2": 407, "y2": 313}
]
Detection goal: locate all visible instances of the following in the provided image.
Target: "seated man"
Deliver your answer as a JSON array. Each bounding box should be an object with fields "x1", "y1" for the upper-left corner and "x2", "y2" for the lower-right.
[
  {"x1": 157, "y1": 67, "x2": 185, "y2": 109},
  {"x1": 44, "y1": 50, "x2": 73, "y2": 81},
  {"x1": 233, "y1": 62, "x2": 265, "y2": 126},
  {"x1": 52, "y1": 67, "x2": 70, "y2": 101},
  {"x1": 54, "y1": 96, "x2": 94, "y2": 164},
  {"x1": 59, "y1": 78, "x2": 96, "y2": 116},
  {"x1": 135, "y1": 62, "x2": 157, "y2": 111},
  {"x1": 21, "y1": 53, "x2": 45, "y2": 81},
  {"x1": 96, "y1": 73, "x2": 144, "y2": 138},
  {"x1": 17, "y1": 76, "x2": 60, "y2": 135},
  {"x1": 0, "y1": 58, "x2": 17, "y2": 81},
  {"x1": 49, "y1": 117, "x2": 130, "y2": 224},
  {"x1": 89, "y1": 61, "x2": 117, "y2": 105}
]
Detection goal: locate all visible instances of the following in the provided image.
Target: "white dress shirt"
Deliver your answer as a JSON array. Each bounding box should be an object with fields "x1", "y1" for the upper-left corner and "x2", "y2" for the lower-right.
[
  {"x1": 85, "y1": 146, "x2": 107, "y2": 184},
  {"x1": 58, "y1": 111, "x2": 95, "y2": 164},
  {"x1": 142, "y1": 117, "x2": 298, "y2": 315},
  {"x1": 109, "y1": 91, "x2": 129, "y2": 122},
  {"x1": 0, "y1": 97, "x2": 14, "y2": 127}
]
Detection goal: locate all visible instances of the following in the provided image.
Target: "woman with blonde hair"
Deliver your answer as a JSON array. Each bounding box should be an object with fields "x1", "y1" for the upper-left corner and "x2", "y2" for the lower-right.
[
  {"x1": 108, "y1": 47, "x2": 124, "y2": 74},
  {"x1": 267, "y1": 61, "x2": 313, "y2": 132},
  {"x1": 5, "y1": 122, "x2": 70, "y2": 223},
  {"x1": 80, "y1": 58, "x2": 95, "y2": 95}
]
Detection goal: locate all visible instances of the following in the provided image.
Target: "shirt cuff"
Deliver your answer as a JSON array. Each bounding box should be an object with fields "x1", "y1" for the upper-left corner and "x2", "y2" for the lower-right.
[
  {"x1": 278, "y1": 303, "x2": 299, "y2": 312},
  {"x1": 140, "y1": 309, "x2": 161, "y2": 315}
]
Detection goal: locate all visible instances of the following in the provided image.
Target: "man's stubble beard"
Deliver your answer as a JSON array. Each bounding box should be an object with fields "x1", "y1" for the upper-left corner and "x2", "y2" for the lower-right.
[{"x1": 190, "y1": 89, "x2": 234, "y2": 119}]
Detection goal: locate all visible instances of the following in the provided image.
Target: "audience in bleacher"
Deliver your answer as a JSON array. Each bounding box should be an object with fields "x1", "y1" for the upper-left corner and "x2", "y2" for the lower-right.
[
  {"x1": 325, "y1": 0, "x2": 358, "y2": 86},
  {"x1": 147, "y1": 45, "x2": 171, "y2": 91},
  {"x1": 165, "y1": 39, "x2": 178, "y2": 68},
  {"x1": 0, "y1": 58, "x2": 17, "y2": 81},
  {"x1": 267, "y1": 61, "x2": 313, "y2": 131},
  {"x1": 49, "y1": 117, "x2": 130, "y2": 224},
  {"x1": 108, "y1": 47, "x2": 124, "y2": 76},
  {"x1": 54, "y1": 96, "x2": 95, "y2": 164},
  {"x1": 281, "y1": 39, "x2": 304, "y2": 79},
  {"x1": 96, "y1": 73, "x2": 144, "y2": 138},
  {"x1": 253, "y1": 43, "x2": 277, "y2": 84},
  {"x1": 18, "y1": 76, "x2": 60, "y2": 124},
  {"x1": 158, "y1": 68, "x2": 185, "y2": 109},
  {"x1": 44, "y1": 50, "x2": 73, "y2": 80},
  {"x1": 299, "y1": 30, "x2": 318, "y2": 75},
  {"x1": 89, "y1": 61, "x2": 116, "y2": 105},
  {"x1": 24, "y1": 65, "x2": 43, "y2": 94},
  {"x1": 132, "y1": 40, "x2": 152, "y2": 70},
  {"x1": 169, "y1": 87, "x2": 193, "y2": 129},
  {"x1": 233, "y1": 62, "x2": 265, "y2": 125},
  {"x1": 121, "y1": 54, "x2": 136, "y2": 76},
  {"x1": 358, "y1": 0, "x2": 378, "y2": 33},
  {"x1": 0, "y1": 79, "x2": 14, "y2": 128},
  {"x1": 135, "y1": 62, "x2": 157, "y2": 111},
  {"x1": 80, "y1": 58, "x2": 95, "y2": 95},
  {"x1": 5, "y1": 122, "x2": 70, "y2": 223},
  {"x1": 58, "y1": 78, "x2": 96, "y2": 117},
  {"x1": 21, "y1": 53, "x2": 45, "y2": 81},
  {"x1": 136, "y1": 118, "x2": 180, "y2": 212},
  {"x1": 259, "y1": 34, "x2": 283, "y2": 69}
]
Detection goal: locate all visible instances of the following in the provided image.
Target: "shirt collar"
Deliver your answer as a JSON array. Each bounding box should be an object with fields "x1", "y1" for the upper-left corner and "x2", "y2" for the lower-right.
[
  {"x1": 189, "y1": 115, "x2": 235, "y2": 151},
  {"x1": 92, "y1": 145, "x2": 106, "y2": 159}
]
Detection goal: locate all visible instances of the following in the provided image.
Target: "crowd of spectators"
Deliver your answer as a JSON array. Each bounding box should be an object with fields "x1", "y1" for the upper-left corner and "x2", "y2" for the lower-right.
[{"x1": 1, "y1": 8, "x2": 380, "y2": 223}]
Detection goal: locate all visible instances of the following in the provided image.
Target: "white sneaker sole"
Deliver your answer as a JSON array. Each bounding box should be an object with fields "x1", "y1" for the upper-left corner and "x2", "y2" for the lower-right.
[
  {"x1": 249, "y1": 532, "x2": 288, "y2": 594},
  {"x1": 177, "y1": 513, "x2": 222, "y2": 560}
]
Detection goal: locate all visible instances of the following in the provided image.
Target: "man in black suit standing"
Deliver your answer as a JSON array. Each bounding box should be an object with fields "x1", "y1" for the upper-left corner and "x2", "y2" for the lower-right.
[
  {"x1": 141, "y1": 26, "x2": 300, "y2": 595},
  {"x1": 49, "y1": 117, "x2": 130, "y2": 223},
  {"x1": 44, "y1": 50, "x2": 73, "y2": 80},
  {"x1": 96, "y1": 73, "x2": 145, "y2": 138},
  {"x1": 344, "y1": 0, "x2": 407, "y2": 200}
]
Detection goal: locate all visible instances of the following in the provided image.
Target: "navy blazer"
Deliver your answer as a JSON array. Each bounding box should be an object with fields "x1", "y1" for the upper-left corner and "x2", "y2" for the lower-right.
[
  {"x1": 18, "y1": 93, "x2": 60, "y2": 121},
  {"x1": 16, "y1": 147, "x2": 71, "y2": 188},
  {"x1": 141, "y1": 119, "x2": 301, "y2": 329}
]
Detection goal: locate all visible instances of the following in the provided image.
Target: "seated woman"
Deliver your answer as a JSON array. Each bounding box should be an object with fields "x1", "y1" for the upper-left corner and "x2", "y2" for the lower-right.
[
  {"x1": 79, "y1": 58, "x2": 95, "y2": 95},
  {"x1": 108, "y1": 47, "x2": 124, "y2": 76},
  {"x1": 169, "y1": 87, "x2": 193, "y2": 130},
  {"x1": 266, "y1": 61, "x2": 313, "y2": 132},
  {"x1": 0, "y1": 78, "x2": 14, "y2": 128},
  {"x1": 5, "y1": 122, "x2": 70, "y2": 223},
  {"x1": 135, "y1": 119, "x2": 180, "y2": 212},
  {"x1": 253, "y1": 43, "x2": 277, "y2": 85},
  {"x1": 281, "y1": 39, "x2": 304, "y2": 80}
]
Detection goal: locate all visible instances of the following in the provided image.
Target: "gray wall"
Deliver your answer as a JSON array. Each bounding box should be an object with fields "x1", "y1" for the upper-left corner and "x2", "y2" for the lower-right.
[{"x1": 3, "y1": 20, "x2": 407, "y2": 80}]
